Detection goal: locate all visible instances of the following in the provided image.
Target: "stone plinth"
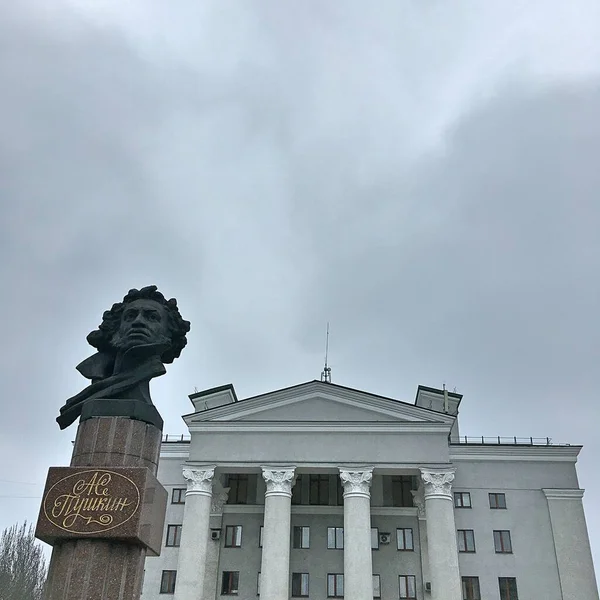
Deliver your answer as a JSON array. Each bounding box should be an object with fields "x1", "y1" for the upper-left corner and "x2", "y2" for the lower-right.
[{"x1": 42, "y1": 416, "x2": 163, "y2": 600}]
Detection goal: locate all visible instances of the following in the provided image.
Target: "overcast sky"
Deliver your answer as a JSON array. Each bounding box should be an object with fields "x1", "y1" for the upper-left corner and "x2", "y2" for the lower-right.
[{"x1": 1, "y1": 0, "x2": 599, "y2": 576}]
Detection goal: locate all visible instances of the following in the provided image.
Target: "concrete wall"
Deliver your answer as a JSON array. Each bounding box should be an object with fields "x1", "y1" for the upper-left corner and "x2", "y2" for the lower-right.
[
  {"x1": 142, "y1": 452, "x2": 187, "y2": 597},
  {"x1": 453, "y1": 458, "x2": 580, "y2": 600},
  {"x1": 188, "y1": 430, "x2": 451, "y2": 466}
]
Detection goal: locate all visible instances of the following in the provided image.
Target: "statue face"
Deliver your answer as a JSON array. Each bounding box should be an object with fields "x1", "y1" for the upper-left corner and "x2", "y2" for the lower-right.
[{"x1": 112, "y1": 299, "x2": 171, "y2": 353}]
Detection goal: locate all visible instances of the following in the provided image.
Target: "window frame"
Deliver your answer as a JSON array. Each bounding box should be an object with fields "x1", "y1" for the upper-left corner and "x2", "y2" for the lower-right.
[
  {"x1": 221, "y1": 571, "x2": 240, "y2": 595},
  {"x1": 461, "y1": 576, "x2": 481, "y2": 600},
  {"x1": 489, "y1": 492, "x2": 507, "y2": 509},
  {"x1": 373, "y1": 574, "x2": 381, "y2": 598},
  {"x1": 165, "y1": 524, "x2": 182, "y2": 547},
  {"x1": 160, "y1": 570, "x2": 177, "y2": 594},
  {"x1": 292, "y1": 526, "x2": 310, "y2": 549},
  {"x1": 493, "y1": 530, "x2": 513, "y2": 554},
  {"x1": 327, "y1": 573, "x2": 344, "y2": 598},
  {"x1": 454, "y1": 492, "x2": 472, "y2": 508},
  {"x1": 224, "y1": 525, "x2": 243, "y2": 548},
  {"x1": 398, "y1": 575, "x2": 417, "y2": 599},
  {"x1": 498, "y1": 577, "x2": 519, "y2": 600},
  {"x1": 291, "y1": 573, "x2": 310, "y2": 597},
  {"x1": 171, "y1": 488, "x2": 186, "y2": 504},
  {"x1": 259, "y1": 526, "x2": 263, "y2": 548},
  {"x1": 457, "y1": 529, "x2": 476, "y2": 553},
  {"x1": 327, "y1": 526, "x2": 344, "y2": 549},
  {"x1": 397, "y1": 527, "x2": 414, "y2": 551}
]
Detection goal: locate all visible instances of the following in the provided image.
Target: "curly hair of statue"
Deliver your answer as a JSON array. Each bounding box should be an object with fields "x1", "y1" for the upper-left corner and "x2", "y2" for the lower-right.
[{"x1": 86, "y1": 285, "x2": 191, "y2": 364}]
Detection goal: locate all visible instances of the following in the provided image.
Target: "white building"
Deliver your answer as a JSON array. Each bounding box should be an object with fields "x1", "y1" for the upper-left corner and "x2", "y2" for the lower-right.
[{"x1": 142, "y1": 380, "x2": 599, "y2": 600}]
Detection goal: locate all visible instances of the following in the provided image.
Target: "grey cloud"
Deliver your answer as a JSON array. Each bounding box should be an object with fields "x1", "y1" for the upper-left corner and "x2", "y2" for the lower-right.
[{"x1": 1, "y1": 0, "x2": 599, "y2": 576}]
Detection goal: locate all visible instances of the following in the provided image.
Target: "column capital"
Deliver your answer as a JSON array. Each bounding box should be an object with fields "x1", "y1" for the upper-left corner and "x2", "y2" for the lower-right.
[
  {"x1": 182, "y1": 467, "x2": 215, "y2": 497},
  {"x1": 261, "y1": 467, "x2": 296, "y2": 498},
  {"x1": 339, "y1": 467, "x2": 373, "y2": 499},
  {"x1": 419, "y1": 468, "x2": 456, "y2": 500}
]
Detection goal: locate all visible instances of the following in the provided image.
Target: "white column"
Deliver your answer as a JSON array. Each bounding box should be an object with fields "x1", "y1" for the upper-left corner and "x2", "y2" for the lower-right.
[
  {"x1": 419, "y1": 468, "x2": 461, "y2": 600},
  {"x1": 202, "y1": 482, "x2": 230, "y2": 600},
  {"x1": 411, "y1": 483, "x2": 430, "y2": 588},
  {"x1": 339, "y1": 468, "x2": 374, "y2": 600},
  {"x1": 543, "y1": 489, "x2": 600, "y2": 600},
  {"x1": 259, "y1": 467, "x2": 296, "y2": 600},
  {"x1": 174, "y1": 467, "x2": 215, "y2": 600}
]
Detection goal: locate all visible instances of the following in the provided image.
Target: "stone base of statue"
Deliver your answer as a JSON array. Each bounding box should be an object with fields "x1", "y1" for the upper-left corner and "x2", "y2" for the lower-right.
[{"x1": 36, "y1": 415, "x2": 167, "y2": 600}]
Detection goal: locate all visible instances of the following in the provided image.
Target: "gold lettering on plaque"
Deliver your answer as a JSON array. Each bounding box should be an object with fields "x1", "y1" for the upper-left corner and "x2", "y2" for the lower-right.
[{"x1": 43, "y1": 470, "x2": 140, "y2": 534}]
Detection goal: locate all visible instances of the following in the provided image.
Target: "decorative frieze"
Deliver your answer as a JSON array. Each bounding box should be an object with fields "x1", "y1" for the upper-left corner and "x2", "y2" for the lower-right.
[
  {"x1": 411, "y1": 485, "x2": 426, "y2": 518},
  {"x1": 210, "y1": 482, "x2": 230, "y2": 514},
  {"x1": 262, "y1": 468, "x2": 296, "y2": 497},
  {"x1": 182, "y1": 468, "x2": 215, "y2": 496},
  {"x1": 339, "y1": 468, "x2": 373, "y2": 499},
  {"x1": 419, "y1": 468, "x2": 455, "y2": 500}
]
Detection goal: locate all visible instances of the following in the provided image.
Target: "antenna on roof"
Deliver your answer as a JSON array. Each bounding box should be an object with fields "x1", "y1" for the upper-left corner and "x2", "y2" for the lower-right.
[{"x1": 321, "y1": 322, "x2": 332, "y2": 383}]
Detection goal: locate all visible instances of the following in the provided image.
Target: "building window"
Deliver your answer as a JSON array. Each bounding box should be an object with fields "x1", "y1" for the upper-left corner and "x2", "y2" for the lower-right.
[
  {"x1": 454, "y1": 492, "x2": 471, "y2": 508},
  {"x1": 327, "y1": 527, "x2": 344, "y2": 549},
  {"x1": 373, "y1": 575, "x2": 381, "y2": 598},
  {"x1": 399, "y1": 575, "x2": 417, "y2": 599},
  {"x1": 498, "y1": 577, "x2": 518, "y2": 600},
  {"x1": 171, "y1": 488, "x2": 185, "y2": 504},
  {"x1": 160, "y1": 570, "x2": 177, "y2": 594},
  {"x1": 165, "y1": 524, "x2": 182, "y2": 547},
  {"x1": 292, "y1": 573, "x2": 309, "y2": 597},
  {"x1": 293, "y1": 526, "x2": 310, "y2": 549},
  {"x1": 225, "y1": 526, "x2": 242, "y2": 548},
  {"x1": 391, "y1": 476, "x2": 416, "y2": 507},
  {"x1": 397, "y1": 528, "x2": 414, "y2": 551},
  {"x1": 327, "y1": 574, "x2": 344, "y2": 597},
  {"x1": 371, "y1": 527, "x2": 379, "y2": 550},
  {"x1": 462, "y1": 576, "x2": 481, "y2": 600},
  {"x1": 259, "y1": 526, "x2": 263, "y2": 548},
  {"x1": 222, "y1": 571, "x2": 239, "y2": 595},
  {"x1": 310, "y1": 475, "x2": 330, "y2": 505},
  {"x1": 494, "y1": 530, "x2": 512, "y2": 553},
  {"x1": 226, "y1": 475, "x2": 249, "y2": 504},
  {"x1": 457, "y1": 530, "x2": 476, "y2": 553},
  {"x1": 489, "y1": 493, "x2": 507, "y2": 509},
  {"x1": 257, "y1": 572, "x2": 260, "y2": 595}
]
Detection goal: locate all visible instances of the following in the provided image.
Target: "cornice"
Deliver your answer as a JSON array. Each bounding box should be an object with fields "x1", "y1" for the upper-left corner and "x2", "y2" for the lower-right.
[
  {"x1": 449, "y1": 445, "x2": 581, "y2": 462},
  {"x1": 186, "y1": 421, "x2": 452, "y2": 434},
  {"x1": 543, "y1": 488, "x2": 585, "y2": 500}
]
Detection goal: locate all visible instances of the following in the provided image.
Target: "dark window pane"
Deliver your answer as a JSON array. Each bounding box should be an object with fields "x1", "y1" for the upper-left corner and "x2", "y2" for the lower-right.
[
  {"x1": 494, "y1": 530, "x2": 512, "y2": 553},
  {"x1": 462, "y1": 577, "x2": 481, "y2": 600},
  {"x1": 160, "y1": 570, "x2": 177, "y2": 594},
  {"x1": 498, "y1": 577, "x2": 518, "y2": 600},
  {"x1": 221, "y1": 571, "x2": 239, "y2": 595}
]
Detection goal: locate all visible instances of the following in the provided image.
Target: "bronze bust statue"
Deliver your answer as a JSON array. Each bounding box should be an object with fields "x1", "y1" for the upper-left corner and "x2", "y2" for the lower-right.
[{"x1": 57, "y1": 286, "x2": 190, "y2": 430}]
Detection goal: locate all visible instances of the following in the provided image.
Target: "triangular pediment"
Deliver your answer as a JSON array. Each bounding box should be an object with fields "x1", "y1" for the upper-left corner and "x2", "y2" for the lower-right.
[{"x1": 185, "y1": 381, "x2": 455, "y2": 425}]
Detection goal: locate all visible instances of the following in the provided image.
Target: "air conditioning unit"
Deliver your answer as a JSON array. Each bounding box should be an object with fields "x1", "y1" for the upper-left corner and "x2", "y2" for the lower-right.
[
  {"x1": 425, "y1": 582, "x2": 432, "y2": 593},
  {"x1": 210, "y1": 529, "x2": 221, "y2": 541},
  {"x1": 379, "y1": 533, "x2": 391, "y2": 545}
]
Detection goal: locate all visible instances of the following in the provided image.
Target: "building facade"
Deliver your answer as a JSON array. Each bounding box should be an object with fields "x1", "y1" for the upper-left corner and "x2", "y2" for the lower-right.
[{"x1": 142, "y1": 380, "x2": 599, "y2": 600}]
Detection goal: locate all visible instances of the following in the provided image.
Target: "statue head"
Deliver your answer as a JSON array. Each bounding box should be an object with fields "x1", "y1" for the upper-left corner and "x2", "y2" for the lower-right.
[{"x1": 86, "y1": 286, "x2": 191, "y2": 364}]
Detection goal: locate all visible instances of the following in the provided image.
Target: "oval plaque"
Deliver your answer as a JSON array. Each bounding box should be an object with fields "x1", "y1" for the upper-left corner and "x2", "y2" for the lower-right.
[{"x1": 43, "y1": 469, "x2": 141, "y2": 534}]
